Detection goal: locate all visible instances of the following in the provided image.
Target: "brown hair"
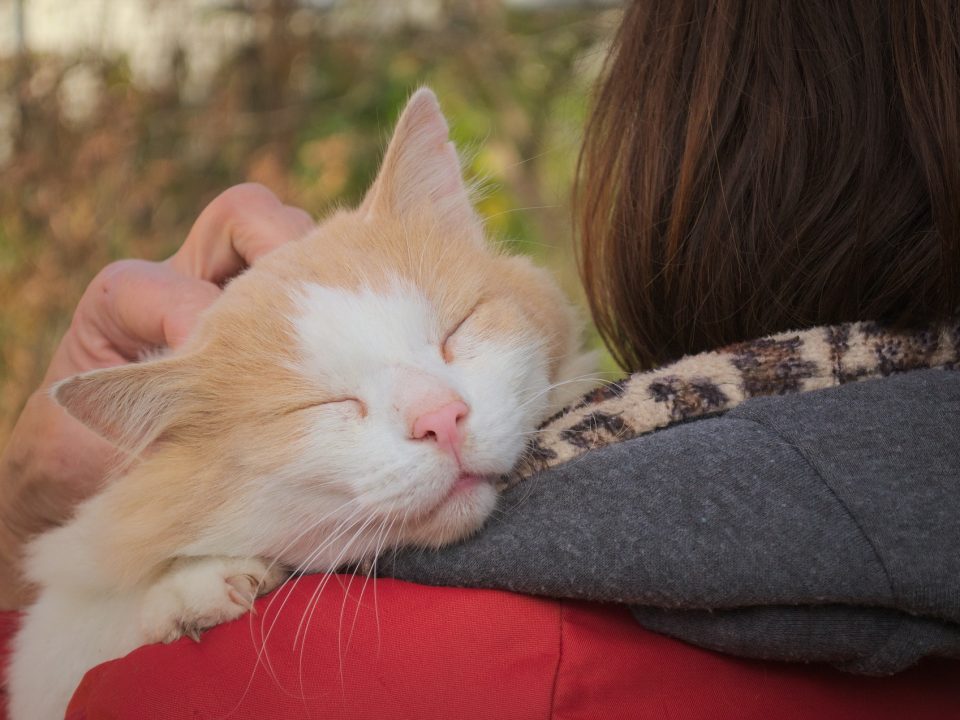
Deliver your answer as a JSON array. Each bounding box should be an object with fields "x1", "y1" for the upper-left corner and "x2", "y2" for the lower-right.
[{"x1": 576, "y1": 0, "x2": 960, "y2": 372}]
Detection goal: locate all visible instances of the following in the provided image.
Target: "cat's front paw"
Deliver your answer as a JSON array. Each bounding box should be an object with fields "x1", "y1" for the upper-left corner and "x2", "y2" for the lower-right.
[{"x1": 140, "y1": 556, "x2": 286, "y2": 644}]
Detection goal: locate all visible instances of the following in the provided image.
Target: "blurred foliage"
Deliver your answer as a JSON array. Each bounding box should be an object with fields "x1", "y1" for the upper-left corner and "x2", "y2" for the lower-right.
[{"x1": 0, "y1": 0, "x2": 620, "y2": 448}]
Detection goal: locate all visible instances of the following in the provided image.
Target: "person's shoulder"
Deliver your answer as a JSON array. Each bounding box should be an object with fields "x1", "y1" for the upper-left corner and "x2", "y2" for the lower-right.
[
  {"x1": 545, "y1": 368, "x2": 960, "y2": 487},
  {"x1": 730, "y1": 367, "x2": 959, "y2": 419},
  {"x1": 725, "y1": 368, "x2": 959, "y2": 446},
  {"x1": 712, "y1": 369, "x2": 960, "y2": 506}
]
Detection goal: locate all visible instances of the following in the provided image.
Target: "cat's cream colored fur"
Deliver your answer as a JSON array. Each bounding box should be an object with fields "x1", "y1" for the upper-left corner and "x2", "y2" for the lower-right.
[{"x1": 8, "y1": 89, "x2": 592, "y2": 720}]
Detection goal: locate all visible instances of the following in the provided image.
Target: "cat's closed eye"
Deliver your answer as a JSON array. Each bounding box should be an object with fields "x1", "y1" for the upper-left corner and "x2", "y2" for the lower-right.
[
  {"x1": 287, "y1": 397, "x2": 367, "y2": 418},
  {"x1": 441, "y1": 304, "x2": 479, "y2": 363}
]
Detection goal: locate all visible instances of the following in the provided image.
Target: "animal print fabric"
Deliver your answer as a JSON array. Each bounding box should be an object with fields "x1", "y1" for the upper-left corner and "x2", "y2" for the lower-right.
[{"x1": 508, "y1": 320, "x2": 960, "y2": 484}]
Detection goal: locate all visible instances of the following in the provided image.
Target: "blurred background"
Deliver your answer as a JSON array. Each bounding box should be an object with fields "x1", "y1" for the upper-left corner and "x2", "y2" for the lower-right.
[{"x1": 0, "y1": 0, "x2": 620, "y2": 448}]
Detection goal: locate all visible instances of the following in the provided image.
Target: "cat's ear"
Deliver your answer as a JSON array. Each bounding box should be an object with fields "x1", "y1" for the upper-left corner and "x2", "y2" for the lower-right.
[
  {"x1": 52, "y1": 356, "x2": 192, "y2": 454},
  {"x1": 361, "y1": 87, "x2": 475, "y2": 227}
]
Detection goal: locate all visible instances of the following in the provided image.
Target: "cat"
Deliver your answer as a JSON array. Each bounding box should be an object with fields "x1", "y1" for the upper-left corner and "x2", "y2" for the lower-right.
[{"x1": 7, "y1": 88, "x2": 593, "y2": 720}]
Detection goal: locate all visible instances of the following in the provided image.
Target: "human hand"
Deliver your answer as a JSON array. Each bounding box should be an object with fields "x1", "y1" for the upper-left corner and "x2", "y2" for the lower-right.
[{"x1": 0, "y1": 184, "x2": 314, "y2": 608}]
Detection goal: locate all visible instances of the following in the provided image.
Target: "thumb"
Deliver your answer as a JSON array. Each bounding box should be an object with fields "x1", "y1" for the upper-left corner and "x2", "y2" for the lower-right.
[
  {"x1": 161, "y1": 277, "x2": 222, "y2": 348},
  {"x1": 80, "y1": 260, "x2": 221, "y2": 364}
]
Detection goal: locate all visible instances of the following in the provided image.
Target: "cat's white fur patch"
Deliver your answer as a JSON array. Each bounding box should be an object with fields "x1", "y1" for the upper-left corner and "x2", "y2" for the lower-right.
[
  {"x1": 290, "y1": 279, "x2": 550, "y2": 472},
  {"x1": 274, "y1": 279, "x2": 549, "y2": 562},
  {"x1": 292, "y1": 279, "x2": 453, "y2": 392}
]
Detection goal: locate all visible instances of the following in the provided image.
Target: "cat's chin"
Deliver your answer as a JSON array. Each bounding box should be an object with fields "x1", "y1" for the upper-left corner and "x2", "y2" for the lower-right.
[
  {"x1": 399, "y1": 475, "x2": 498, "y2": 549},
  {"x1": 432, "y1": 472, "x2": 487, "y2": 510}
]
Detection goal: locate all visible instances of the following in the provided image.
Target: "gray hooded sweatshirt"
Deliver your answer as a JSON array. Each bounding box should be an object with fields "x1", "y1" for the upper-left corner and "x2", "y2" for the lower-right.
[{"x1": 386, "y1": 369, "x2": 960, "y2": 675}]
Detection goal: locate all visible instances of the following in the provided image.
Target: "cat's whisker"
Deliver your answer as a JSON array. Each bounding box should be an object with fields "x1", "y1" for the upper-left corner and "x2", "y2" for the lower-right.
[
  {"x1": 482, "y1": 204, "x2": 562, "y2": 222},
  {"x1": 254, "y1": 501, "x2": 372, "y2": 693},
  {"x1": 293, "y1": 507, "x2": 383, "y2": 653},
  {"x1": 288, "y1": 509, "x2": 377, "y2": 650},
  {"x1": 506, "y1": 474, "x2": 541, "y2": 514},
  {"x1": 254, "y1": 498, "x2": 362, "y2": 602},
  {"x1": 255, "y1": 498, "x2": 366, "y2": 640},
  {"x1": 513, "y1": 373, "x2": 608, "y2": 414},
  {"x1": 369, "y1": 512, "x2": 402, "y2": 653},
  {"x1": 529, "y1": 371, "x2": 620, "y2": 397},
  {"x1": 292, "y1": 511, "x2": 384, "y2": 696},
  {"x1": 342, "y1": 511, "x2": 399, "y2": 653},
  {"x1": 335, "y1": 513, "x2": 394, "y2": 681},
  {"x1": 513, "y1": 428, "x2": 558, "y2": 438},
  {"x1": 500, "y1": 143, "x2": 571, "y2": 171},
  {"x1": 382, "y1": 501, "x2": 415, "y2": 587},
  {"x1": 269, "y1": 509, "x2": 381, "y2": 703},
  {"x1": 210, "y1": 501, "x2": 376, "y2": 720},
  {"x1": 329, "y1": 522, "x2": 381, "y2": 691}
]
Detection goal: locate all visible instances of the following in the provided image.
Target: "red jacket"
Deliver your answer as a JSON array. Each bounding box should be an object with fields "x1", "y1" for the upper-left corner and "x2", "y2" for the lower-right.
[{"x1": 3, "y1": 575, "x2": 957, "y2": 719}]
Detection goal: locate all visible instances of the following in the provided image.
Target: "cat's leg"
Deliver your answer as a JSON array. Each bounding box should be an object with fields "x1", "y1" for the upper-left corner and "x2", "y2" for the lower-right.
[
  {"x1": 9, "y1": 556, "x2": 286, "y2": 720},
  {"x1": 8, "y1": 501, "x2": 154, "y2": 720},
  {"x1": 140, "y1": 555, "x2": 287, "y2": 644},
  {"x1": 9, "y1": 477, "x2": 285, "y2": 720},
  {"x1": 8, "y1": 582, "x2": 146, "y2": 720}
]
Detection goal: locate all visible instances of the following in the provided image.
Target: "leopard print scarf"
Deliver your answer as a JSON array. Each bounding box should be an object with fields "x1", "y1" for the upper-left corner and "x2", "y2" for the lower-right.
[{"x1": 507, "y1": 319, "x2": 960, "y2": 485}]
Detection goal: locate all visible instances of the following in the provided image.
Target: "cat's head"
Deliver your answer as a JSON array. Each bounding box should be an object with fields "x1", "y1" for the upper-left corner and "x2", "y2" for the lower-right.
[{"x1": 53, "y1": 89, "x2": 591, "y2": 570}]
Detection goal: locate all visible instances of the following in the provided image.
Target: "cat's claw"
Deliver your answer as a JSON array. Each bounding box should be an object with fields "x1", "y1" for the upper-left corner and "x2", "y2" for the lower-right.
[
  {"x1": 140, "y1": 556, "x2": 286, "y2": 645},
  {"x1": 226, "y1": 573, "x2": 261, "y2": 613}
]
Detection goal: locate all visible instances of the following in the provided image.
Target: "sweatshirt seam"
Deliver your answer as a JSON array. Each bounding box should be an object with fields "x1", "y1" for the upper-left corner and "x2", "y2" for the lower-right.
[
  {"x1": 548, "y1": 600, "x2": 564, "y2": 720},
  {"x1": 833, "y1": 611, "x2": 910, "y2": 674},
  {"x1": 728, "y1": 414, "x2": 898, "y2": 605}
]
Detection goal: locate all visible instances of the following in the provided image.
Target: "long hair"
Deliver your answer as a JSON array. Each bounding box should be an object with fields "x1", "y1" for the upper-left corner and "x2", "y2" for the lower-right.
[{"x1": 576, "y1": 0, "x2": 960, "y2": 372}]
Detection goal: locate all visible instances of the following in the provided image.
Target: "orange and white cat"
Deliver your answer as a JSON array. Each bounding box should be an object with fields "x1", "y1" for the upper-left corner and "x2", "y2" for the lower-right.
[{"x1": 8, "y1": 89, "x2": 591, "y2": 720}]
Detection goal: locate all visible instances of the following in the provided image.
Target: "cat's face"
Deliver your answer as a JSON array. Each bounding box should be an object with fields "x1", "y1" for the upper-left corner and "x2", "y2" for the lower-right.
[{"x1": 54, "y1": 90, "x2": 587, "y2": 571}]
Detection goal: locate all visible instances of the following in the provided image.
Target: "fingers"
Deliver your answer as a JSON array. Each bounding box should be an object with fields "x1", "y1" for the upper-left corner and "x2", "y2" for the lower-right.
[
  {"x1": 159, "y1": 276, "x2": 223, "y2": 348},
  {"x1": 72, "y1": 260, "x2": 221, "y2": 366},
  {"x1": 47, "y1": 184, "x2": 312, "y2": 383},
  {"x1": 167, "y1": 183, "x2": 315, "y2": 284}
]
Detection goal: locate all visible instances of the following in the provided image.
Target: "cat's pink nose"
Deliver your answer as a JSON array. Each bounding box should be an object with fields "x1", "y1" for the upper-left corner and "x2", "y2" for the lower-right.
[{"x1": 411, "y1": 400, "x2": 469, "y2": 460}]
